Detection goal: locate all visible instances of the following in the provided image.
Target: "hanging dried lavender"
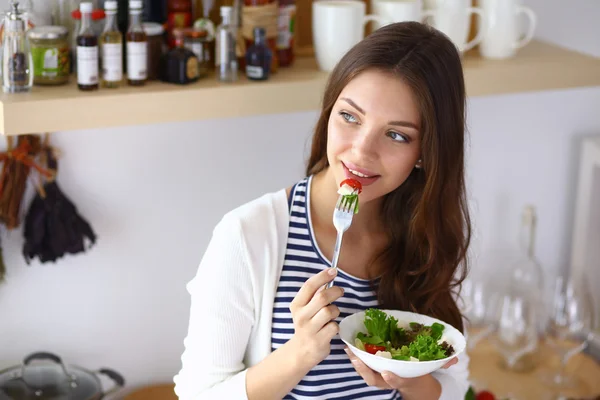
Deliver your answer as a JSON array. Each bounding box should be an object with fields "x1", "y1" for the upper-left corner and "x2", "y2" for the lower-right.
[
  {"x1": 23, "y1": 146, "x2": 97, "y2": 264},
  {"x1": 0, "y1": 135, "x2": 45, "y2": 229},
  {"x1": 0, "y1": 235, "x2": 5, "y2": 283}
]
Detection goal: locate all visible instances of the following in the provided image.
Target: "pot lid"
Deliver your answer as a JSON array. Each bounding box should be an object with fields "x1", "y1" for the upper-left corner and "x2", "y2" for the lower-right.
[{"x1": 0, "y1": 352, "x2": 101, "y2": 400}]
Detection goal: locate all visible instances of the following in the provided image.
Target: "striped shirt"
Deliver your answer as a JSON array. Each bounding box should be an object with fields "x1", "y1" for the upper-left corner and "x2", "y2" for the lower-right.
[{"x1": 271, "y1": 176, "x2": 401, "y2": 400}]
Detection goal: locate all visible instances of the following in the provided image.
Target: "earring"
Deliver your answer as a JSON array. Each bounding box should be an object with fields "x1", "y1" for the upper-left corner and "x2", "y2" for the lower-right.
[{"x1": 415, "y1": 159, "x2": 422, "y2": 169}]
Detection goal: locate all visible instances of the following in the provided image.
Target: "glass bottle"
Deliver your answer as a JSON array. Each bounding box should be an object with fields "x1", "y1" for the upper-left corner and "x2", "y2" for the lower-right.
[
  {"x1": 167, "y1": 0, "x2": 193, "y2": 48},
  {"x1": 245, "y1": 26, "x2": 270, "y2": 81},
  {"x1": 276, "y1": 0, "x2": 295, "y2": 67},
  {"x1": 215, "y1": 5, "x2": 237, "y2": 82},
  {"x1": 242, "y1": 0, "x2": 278, "y2": 73},
  {"x1": 100, "y1": 0, "x2": 122, "y2": 88},
  {"x1": 126, "y1": 0, "x2": 147, "y2": 86},
  {"x1": 505, "y1": 204, "x2": 545, "y2": 371},
  {"x1": 76, "y1": 1, "x2": 99, "y2": 91},
  {"x1": 160, "y1": 28, "x2": 200, "y2": 84},
  {"x1": 183, "y1": 28, "x2": 211, "y2": 74},
  {"x1": 2, "y1": 0, "x2": 33, "y2": 93},
  {"x1": 510, "y1": 205, "x2": 545, "y2": 312}
]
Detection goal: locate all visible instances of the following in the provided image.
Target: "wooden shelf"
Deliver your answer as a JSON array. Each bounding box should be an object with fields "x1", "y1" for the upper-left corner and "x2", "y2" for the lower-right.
[{"x1": 1, "y1": 40, "x2": 600, "y2": 136}]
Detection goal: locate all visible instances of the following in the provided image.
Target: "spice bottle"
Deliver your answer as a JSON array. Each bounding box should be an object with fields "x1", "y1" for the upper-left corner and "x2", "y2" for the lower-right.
[
  {"x1": 2, "y1": 0, "x2": 33, "y2": 93},
  {"x1": 215, "y1": 6, "x2": 237, "y2": 82},
  {"x1": 126, "y1": 0, "x2": 147, "y2": 86},
  {"x1": 76, "y1": 2, "x2": 99, "y2": 91},
  {"x1": 100, "y1": 0, "x2": 123, "y2": 88},
  {"x1": 160, "y1": 28, "x2": 200, "y2": 85},
  {"x1": 245, "y1": 27, "x2": 271, "y2": 81}
]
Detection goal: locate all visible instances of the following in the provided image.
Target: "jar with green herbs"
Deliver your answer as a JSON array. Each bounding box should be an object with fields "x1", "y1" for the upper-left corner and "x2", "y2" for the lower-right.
[{"x1": 27, "y1": 26, "x2": 71, "y2": 86}]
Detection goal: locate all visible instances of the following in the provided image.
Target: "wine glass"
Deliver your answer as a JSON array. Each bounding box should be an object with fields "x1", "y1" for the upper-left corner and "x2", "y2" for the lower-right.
[
  {"x1": 490, "y1": 288, "x2": 540, "y2": 371},
  {"x1": 461, "y1": 276, "x2": 497, "y2": 349},
  {"x1": 541, "y1": 273, "x2": 595, "y2": 390},
  {"x1": 487, "y1": 288, "x2": 540, "y2": 399}
]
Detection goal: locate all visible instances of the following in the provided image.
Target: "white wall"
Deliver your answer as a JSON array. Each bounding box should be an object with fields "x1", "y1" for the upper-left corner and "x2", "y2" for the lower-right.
[
  {"x1": 0, "y1": 0, "x2": 599, "y2": 395},
  {"x1": 524, "y1": 0, "x2": 600, "y2": 57}
]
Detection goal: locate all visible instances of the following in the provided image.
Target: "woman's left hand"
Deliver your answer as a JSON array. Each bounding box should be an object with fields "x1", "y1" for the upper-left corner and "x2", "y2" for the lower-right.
[{"x1": 344, "y1": 347, "x2": 457, "y2": 399}]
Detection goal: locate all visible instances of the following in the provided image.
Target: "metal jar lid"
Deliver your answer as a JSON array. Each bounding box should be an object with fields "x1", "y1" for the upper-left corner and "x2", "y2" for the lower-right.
[{"x1": 28, "y1": 26, "x2": 69, "y2": 40}]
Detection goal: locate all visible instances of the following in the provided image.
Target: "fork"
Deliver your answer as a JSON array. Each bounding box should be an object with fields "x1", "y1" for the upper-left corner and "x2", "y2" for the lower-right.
[{"x1": 325, "y1": 194, "x2": 358, "y2": 289}]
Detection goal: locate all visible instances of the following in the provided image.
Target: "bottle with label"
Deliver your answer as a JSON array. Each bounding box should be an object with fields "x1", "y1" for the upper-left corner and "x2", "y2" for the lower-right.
[
  {"x1": 276, "y1": 0, "x2": 295, "y2": 67},
  {"x1": 160, "y1": 28, "x2": 200, "y2": 85},
  {"x1": 245, "y1": 26, "x2": 270, "y2": 81},
  {"x1": 242, "y1": 0, "x2": 278, "y2": 73},
  {"x1": 100, "y1": 0, "x2": 122, "y2": 88},
  {"x1": 167, "y1": 0, "x2": 193, "y2": 48},
  {"x1": 2, "y1": 0, "x2": 33, "y2": 93},
  {"x1": 76, "y1": 2, "x2": 99, "y2": 91},
  {"x1": 126, "y1": 0, "x2": 147, "y2": 86},
  {"x1": 215, "y1": 6, "x2": 237, "y2": 82}
]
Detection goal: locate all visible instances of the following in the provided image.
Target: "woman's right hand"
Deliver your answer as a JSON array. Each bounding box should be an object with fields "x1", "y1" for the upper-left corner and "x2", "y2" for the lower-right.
[{"x1": 287, "y1": 268, "x2": 345, "y2": 369}]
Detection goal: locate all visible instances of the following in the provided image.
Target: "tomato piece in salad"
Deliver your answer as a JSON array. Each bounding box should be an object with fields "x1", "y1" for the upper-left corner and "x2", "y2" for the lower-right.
[
  {"x1": 364, "y1": 344, "x2": 387, "y2": 355},
  {"x1": 340, "y1": 178, "x2": 362, "y2": 194}
]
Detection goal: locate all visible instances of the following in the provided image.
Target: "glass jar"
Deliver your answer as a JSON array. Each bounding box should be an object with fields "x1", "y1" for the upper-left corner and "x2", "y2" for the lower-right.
[
  {"x1": 183, "y1": 28, "x2": 211, "y2": 73},
  {"x1": 143, "y1": 22, "x2": 165, "y2": 80},
  {"x1": 27, "y1": 25, "x2": 70, "y2": 85}
]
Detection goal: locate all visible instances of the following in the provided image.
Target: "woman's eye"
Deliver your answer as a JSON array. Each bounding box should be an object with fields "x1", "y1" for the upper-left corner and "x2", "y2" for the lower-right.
[
  {"x1": 387, "y1": 131, "x2": 408, "y2": 143},
  {"x1": 339, "y1": 111, "x2": 358, "y2": 124}
]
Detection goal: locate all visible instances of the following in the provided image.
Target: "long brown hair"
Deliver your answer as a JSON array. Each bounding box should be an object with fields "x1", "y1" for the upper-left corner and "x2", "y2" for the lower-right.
[{"x1": 306, "y1": 22, "x2": 471, "y2": 332}]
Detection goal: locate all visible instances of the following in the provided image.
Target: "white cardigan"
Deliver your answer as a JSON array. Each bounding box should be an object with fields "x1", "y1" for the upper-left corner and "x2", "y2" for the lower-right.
[{"x1": 173, "y1": 188, "x2": 471, "y2": 400}]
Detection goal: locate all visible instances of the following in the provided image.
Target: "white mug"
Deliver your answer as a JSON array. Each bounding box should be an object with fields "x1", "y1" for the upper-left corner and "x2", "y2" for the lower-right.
[
  {"x1": 478, "y1": 0, "x2": 537, "y2": 59},
  {"x1": 312, "y1": 0, "x2": 386, "y2": 72},
  {"x1": 371, "y1": 0, "x2": 436, "y2": 30},
  {"x1": 423, "y1": 0, "x2": 485, "y2": 53}
]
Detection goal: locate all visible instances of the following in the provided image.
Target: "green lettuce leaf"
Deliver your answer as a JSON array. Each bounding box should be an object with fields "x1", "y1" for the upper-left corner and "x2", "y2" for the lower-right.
[{"x1": 363, "y1": 309, "x2": 390, "y2": 341}]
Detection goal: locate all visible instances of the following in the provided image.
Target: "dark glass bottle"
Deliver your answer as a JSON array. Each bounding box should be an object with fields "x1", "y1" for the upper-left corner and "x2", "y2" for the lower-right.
[
  {"x1": 76, "y1": 2, "x2": 99, "y2": 91},
  {"x1": 245, "y1": 27, "x2": 271, "y2": 81},
  {"x1": 160, "y1": 28, "x2": 200, "y2": 84}
]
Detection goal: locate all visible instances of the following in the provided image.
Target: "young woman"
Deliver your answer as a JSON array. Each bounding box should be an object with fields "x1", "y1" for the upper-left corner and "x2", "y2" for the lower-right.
[{"x1": 174, "y1": 21, "x2": 472, "y2": 400}]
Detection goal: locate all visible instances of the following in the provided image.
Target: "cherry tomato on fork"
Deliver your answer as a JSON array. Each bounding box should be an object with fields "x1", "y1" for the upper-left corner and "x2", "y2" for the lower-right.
[
  {"x1": 340, "y1": 179, "x2": 363, "y2": 194},
  {"x1": 363, "y1": 344, "x2": 387, "y2": 355}
]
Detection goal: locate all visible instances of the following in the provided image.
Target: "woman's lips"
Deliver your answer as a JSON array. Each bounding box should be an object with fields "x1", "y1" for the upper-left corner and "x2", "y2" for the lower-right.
[{"x1": 342, "y1": 162, "x2": 380, "y2": 187}]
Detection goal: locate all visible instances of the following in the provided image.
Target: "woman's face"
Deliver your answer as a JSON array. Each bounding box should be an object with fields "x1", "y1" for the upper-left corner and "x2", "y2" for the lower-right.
[{"x1": 327, "y1": 69, "x2": 422, "y2": 204}]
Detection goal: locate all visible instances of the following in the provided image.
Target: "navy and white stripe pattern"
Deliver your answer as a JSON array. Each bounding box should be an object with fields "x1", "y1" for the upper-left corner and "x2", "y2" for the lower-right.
[{"x1": 272, "y1": 176, "x2": 401, "y2": 400}]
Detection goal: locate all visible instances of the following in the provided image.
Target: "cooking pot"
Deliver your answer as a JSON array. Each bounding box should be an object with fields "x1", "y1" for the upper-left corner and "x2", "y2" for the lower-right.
[{"x1": 0, "y1": 352, "x2": 125, "y2": 400}]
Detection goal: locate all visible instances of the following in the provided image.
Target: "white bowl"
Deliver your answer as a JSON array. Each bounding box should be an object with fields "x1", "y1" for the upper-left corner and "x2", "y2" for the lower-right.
[{"x1": 339, "y1": 309, "x2": 466, "y2": 378}]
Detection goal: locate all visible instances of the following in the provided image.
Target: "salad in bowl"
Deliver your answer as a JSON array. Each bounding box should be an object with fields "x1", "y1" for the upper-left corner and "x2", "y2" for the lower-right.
[{"x1": 339, "y1": 308, "x2": 466, "y2": 378}]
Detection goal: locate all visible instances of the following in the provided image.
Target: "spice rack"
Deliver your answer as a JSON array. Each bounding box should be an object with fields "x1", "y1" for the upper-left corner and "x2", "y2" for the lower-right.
[{"x1": 1, "y1": 40, "x2": 600, "y2": 136}]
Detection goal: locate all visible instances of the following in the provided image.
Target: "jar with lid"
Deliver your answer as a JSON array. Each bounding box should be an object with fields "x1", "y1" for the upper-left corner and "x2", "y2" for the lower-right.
[
  {"x1": 142, "y1": 21, "x2": 165, "y2": 80},
  {"x1": 183, "y1": 28, "x2": 211, "y2": 71},
  {"x1": 27, "y1": 25, "x2": 70, "y2": 85}
]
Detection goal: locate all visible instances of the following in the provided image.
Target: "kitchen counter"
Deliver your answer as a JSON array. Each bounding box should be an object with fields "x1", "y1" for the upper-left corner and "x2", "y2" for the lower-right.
[{"x1": 469, "y1": 338, "x2": 600, "y2": 399}]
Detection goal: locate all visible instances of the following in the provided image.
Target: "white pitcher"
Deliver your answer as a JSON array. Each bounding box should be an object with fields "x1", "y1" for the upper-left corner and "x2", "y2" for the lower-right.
[{"x1": 477, "y1": 0, "x2": 537, "y2": 59}]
